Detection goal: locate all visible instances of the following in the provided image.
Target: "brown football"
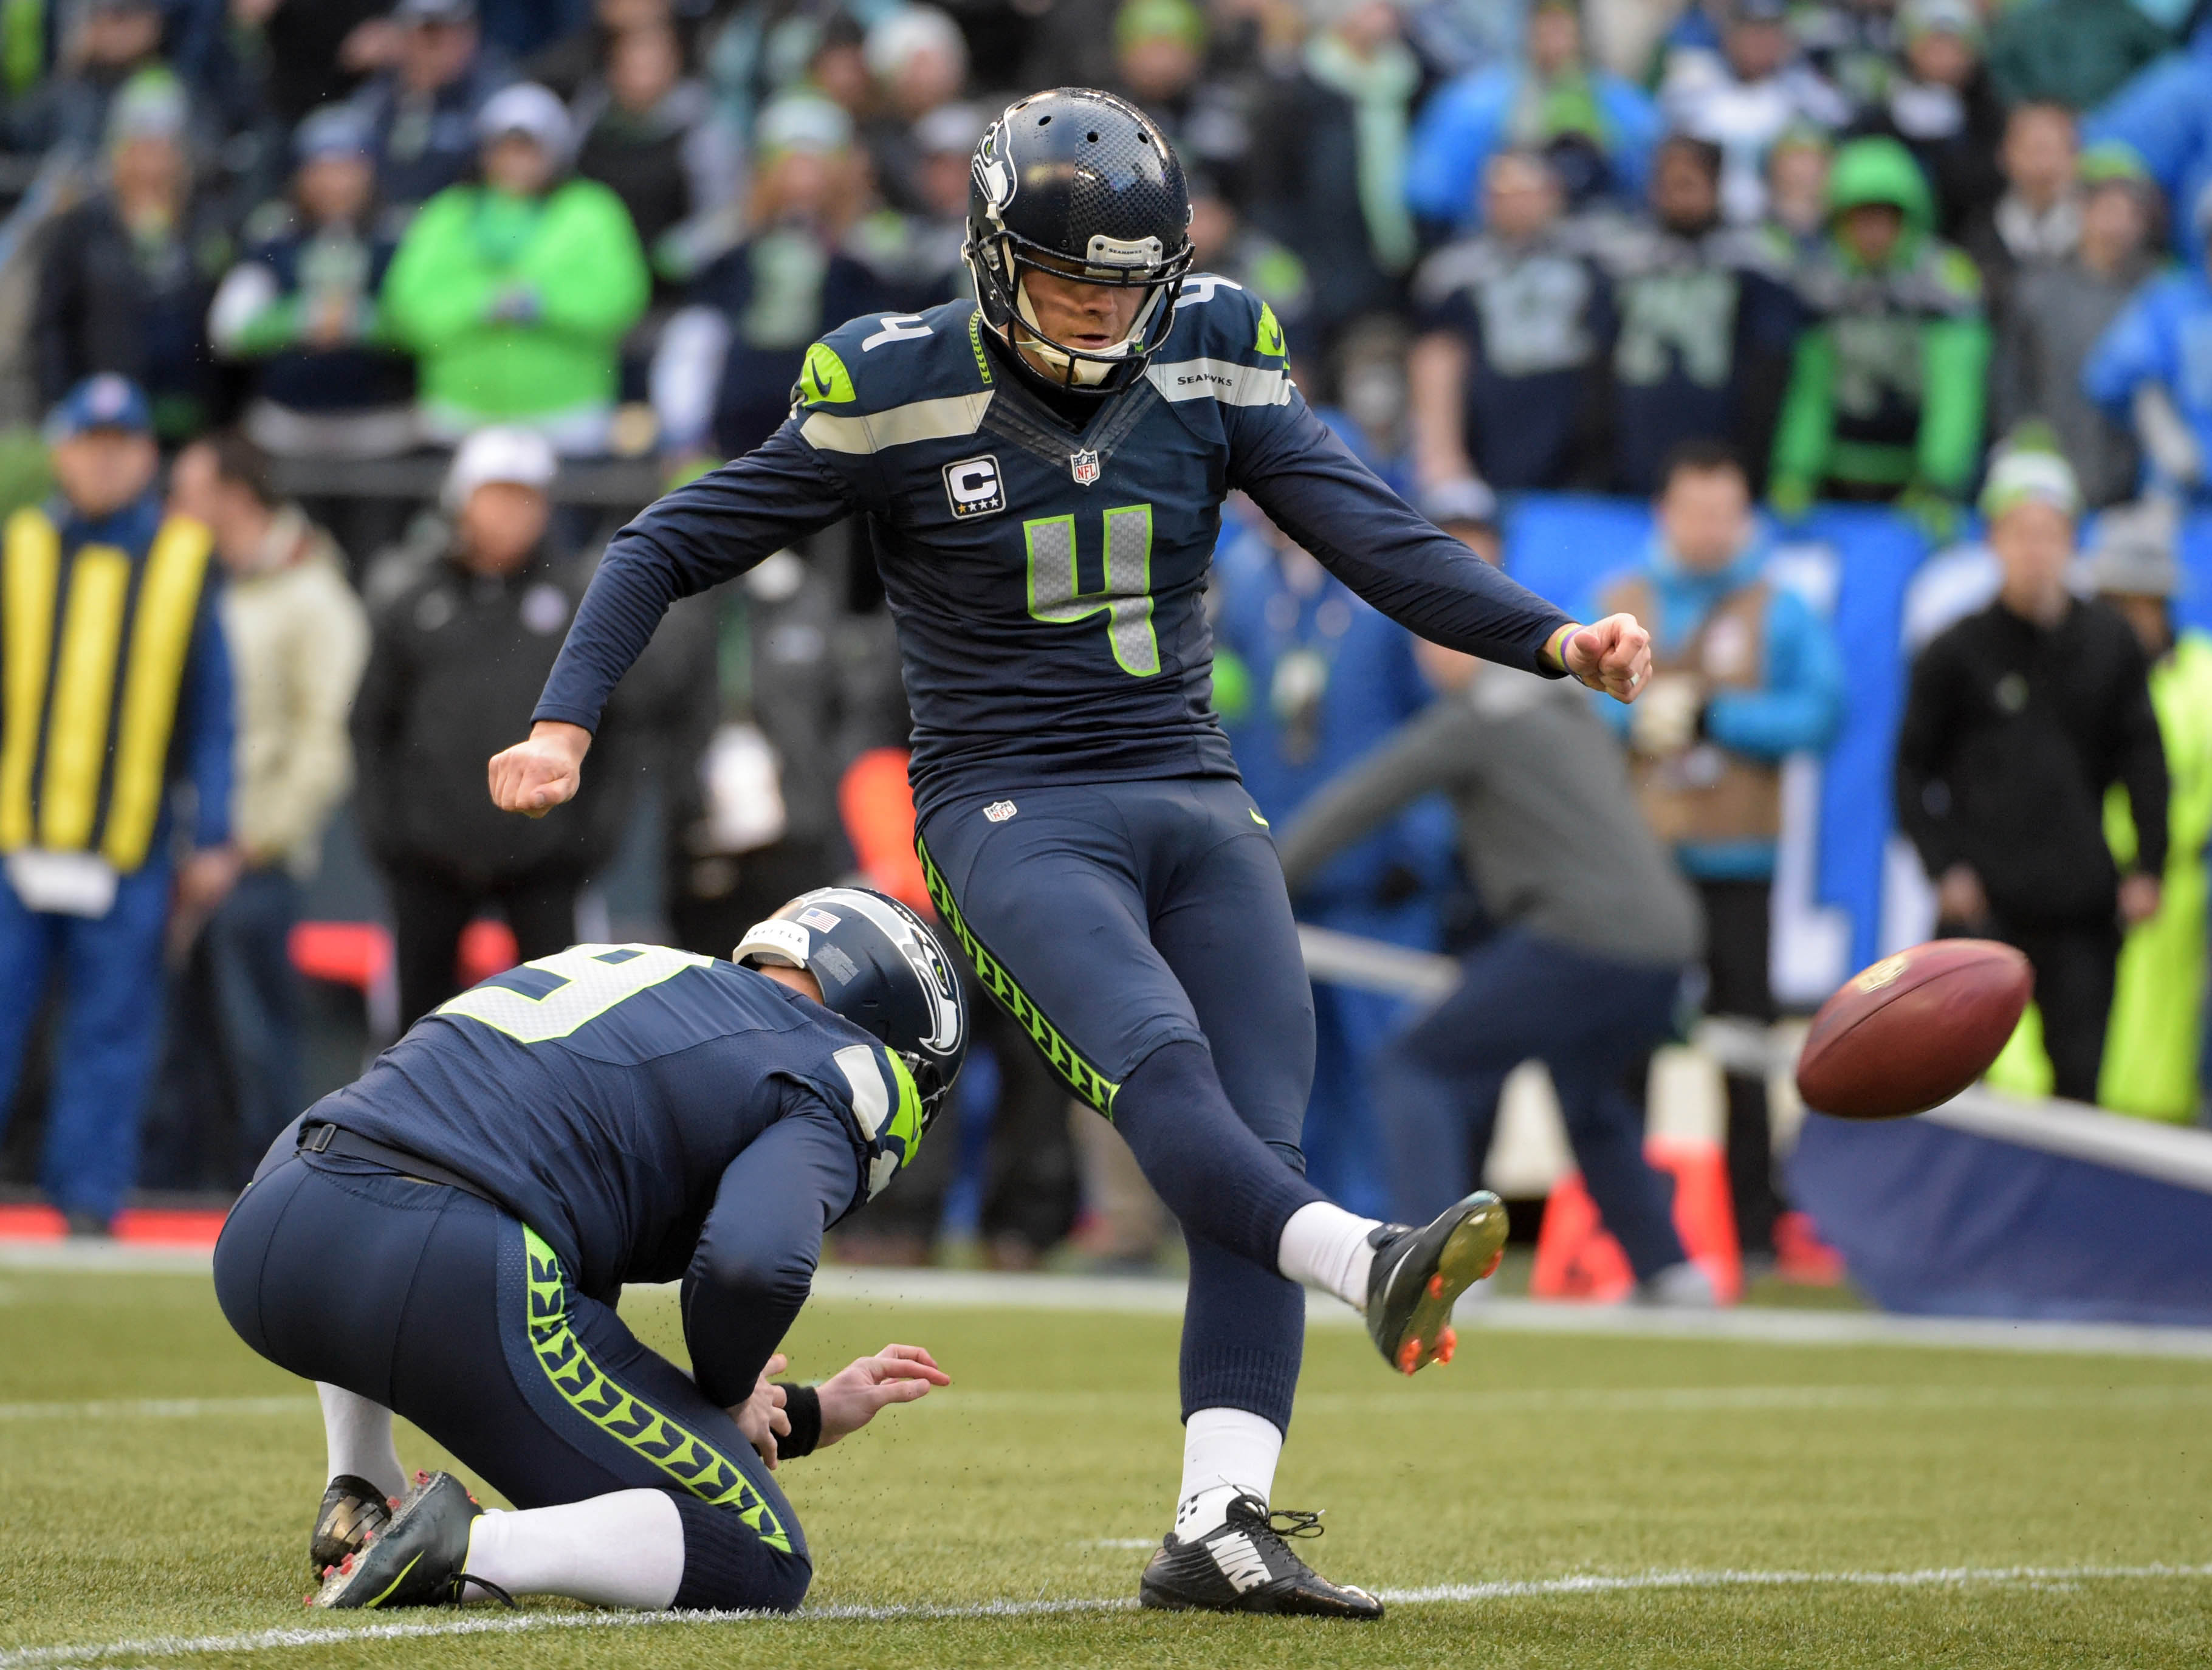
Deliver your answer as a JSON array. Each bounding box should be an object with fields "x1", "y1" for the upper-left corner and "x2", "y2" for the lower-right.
[{"x1": 1794, "y1": 940, "x2": 2034, "y2": 1120}]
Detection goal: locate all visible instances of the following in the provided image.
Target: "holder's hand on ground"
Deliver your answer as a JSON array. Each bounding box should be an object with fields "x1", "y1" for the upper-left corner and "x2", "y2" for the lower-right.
[
  {"x1": 2120, "y1": 872, "x2": 2162, "y2": 927},
  {"x1": 1559, "y1": 614, "x2": 1653, "y2": 703},
  {"x1": 488, "y1": 721, "x2": 591, "y2": 817},
  {"x1": 729, "y1": 1353, "x2": 792, "y2": 1470},
  {"x1": 816, "y1": 1344, "x2": 950, "y2": 1449}
]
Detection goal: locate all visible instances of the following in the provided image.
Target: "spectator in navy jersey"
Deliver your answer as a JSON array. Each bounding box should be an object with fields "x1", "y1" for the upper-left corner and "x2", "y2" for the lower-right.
[{"x1": 1409, "y1": 148, "x2": 1612, "y2": 494}]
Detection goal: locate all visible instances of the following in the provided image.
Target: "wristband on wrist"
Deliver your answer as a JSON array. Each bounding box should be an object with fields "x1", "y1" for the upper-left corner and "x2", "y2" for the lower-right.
[
  {"x1": 774, "y1": 1383, "x2": 822, "y2": 1458},
  {"x1": 1544, "y1": 622, "x2": 1582, "y2": 675}
]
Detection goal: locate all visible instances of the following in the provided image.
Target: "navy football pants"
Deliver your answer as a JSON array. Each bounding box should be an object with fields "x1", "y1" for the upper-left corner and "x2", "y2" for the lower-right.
[
  {"x1": 917, "y1": 776, "x2": 1325, "y2": 1432},
  {"x1": 213, "y1": 1152, "x2": 811, "y2": 1612}
]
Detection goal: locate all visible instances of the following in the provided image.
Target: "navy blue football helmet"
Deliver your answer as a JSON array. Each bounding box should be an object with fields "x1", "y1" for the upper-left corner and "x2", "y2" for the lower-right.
[
  {"x1": 733, "y1": 887, "x2": 968, "y2": 1129},
  {"x1": 964, "y1": 86, "x2": 1195, "y2": 394}
]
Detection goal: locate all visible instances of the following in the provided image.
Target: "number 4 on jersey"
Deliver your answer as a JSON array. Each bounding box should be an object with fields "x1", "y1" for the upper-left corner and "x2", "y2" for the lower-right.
[
  {"x1": 439, "y1": 944, "x2": 710, "y2": 1043},
  {"x1": 1025, "y1": 504, "x2": 1158, "y2": 677}
]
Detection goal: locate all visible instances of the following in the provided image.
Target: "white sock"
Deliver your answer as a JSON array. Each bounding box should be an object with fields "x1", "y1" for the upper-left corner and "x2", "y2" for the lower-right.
[
  {"x1": 1173, "y1": 1407, "x2": 1283, "y2": 1541},
  {"x1": 1276, "y1": 1201, "x2": 1381, "y2": 1310},
  {"x1": 317, "y1": 1383, "x2": 405, "y2": 1503},
  {"x1": 462, "y1": 1490, "x2": 686, "y2": 1609}
]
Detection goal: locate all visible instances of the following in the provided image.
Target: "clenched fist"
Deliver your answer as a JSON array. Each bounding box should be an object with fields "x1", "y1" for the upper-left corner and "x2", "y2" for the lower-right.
[
  {"x1": 487, "y1": 721, "x2": 592, "y2": 817},
  {"x1": 1559, "y1": 613, "x2": 1654, "y2": 703}
]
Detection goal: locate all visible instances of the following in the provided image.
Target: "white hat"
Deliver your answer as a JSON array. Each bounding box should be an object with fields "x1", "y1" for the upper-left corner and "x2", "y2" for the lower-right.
[
  {"x1": 1978, "y1": 441, "x2": 2081, "y2": 520},
  {"x1": 864, "y1": 5, "x2": 967, "y2": 82},
  {"x1": 445, "y1": 427, "x2": 557, "y2": 510},
  {"x1": 755, "y1": 92, "x2": 852, "y2": 157},
  {"x1": 476, "y1": 81, "x2": 573, "y2": 160}
]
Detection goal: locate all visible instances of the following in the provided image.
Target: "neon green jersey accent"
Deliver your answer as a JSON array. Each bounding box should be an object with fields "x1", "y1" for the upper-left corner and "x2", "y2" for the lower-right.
[
  {"x1": 833, "y1": 1042, "x2": 927, "y2": 1196},
  {"x1": 1256, "y1": 301, "x2": 1286, "y2": 359},
  {"x1": 522, "y1": 1226, "x2": 793, "y2": 1553},
  {"x1": 966, "y1": 310, "x2": 992, "y2": 384},
  {"x1": 437, "y1": 944, "x2": 710, "y2": 1045},
  {"x1": 1023, "y1": 504, "x2": 1159, "y2": 677},
  {"x1": 799, "y1": 342, "x2": 856, "y2": 406},
  {"x1": 916, "y1": 836, "x2": 1120, "y2": 1113}
]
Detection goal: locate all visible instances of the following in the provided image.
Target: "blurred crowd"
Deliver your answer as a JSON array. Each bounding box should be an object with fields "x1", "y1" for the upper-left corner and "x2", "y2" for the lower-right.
[{"x1": 0, "y1": 0, "x2": 2208, "y2": 1281}]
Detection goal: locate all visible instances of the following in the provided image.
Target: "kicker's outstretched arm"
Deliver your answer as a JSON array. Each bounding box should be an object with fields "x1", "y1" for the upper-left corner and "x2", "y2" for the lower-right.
[
  {"x1": 490, "y1": 428, "x2": 858, "y2": 815},
  {"x1": 1231, "y1": 399, "x2": 1650, "y2": 700}
]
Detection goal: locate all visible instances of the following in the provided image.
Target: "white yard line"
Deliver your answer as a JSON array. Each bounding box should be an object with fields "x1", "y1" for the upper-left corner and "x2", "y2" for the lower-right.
[
  {"x1": 10, "y1": 1247, "x2": 2212, "y2": 1359},
  {"x1": 0, "y1": 1396, "x2": 314, "y2": 1422},
  {"x1": 4, "y1": 1562, "x2": 2208, "y2": 1666},
  {"x1": 9, "y1": 1383, "x2": 2212, "y2": 1426},
  {"x1": 944, "y1": 1383, "x2": 2212, "y2": 1415},
  {"x1": 806, "y1": 1267, "x2": 2212, "y2": 1360},
  {"x1": 0, "y1": 1242, "x2": 215, "y2": 1274}
]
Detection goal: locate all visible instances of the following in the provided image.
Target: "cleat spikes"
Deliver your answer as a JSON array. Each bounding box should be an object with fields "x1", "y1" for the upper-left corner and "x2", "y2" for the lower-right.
[
  {"x1": 1365, "y1": 1192, "x2": 1509, "y2": 1377},
  {"x1": 309, "y1": 1474, "x2": 394, "y2": 1585},
  {"x1": 313, "y1": 1472, "x2": 484, "y2": 1610}
]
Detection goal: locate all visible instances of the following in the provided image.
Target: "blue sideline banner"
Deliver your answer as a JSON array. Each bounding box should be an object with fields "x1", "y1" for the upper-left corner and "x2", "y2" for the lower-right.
[{"x1": 1789, "y1": 1110, "x2": 2212, "y2": 1325}]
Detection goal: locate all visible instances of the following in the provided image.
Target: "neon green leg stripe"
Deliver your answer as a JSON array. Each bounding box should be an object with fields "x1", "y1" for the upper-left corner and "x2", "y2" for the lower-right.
[
  {"x1": 915, "y1": 834, "x2": 1121, "y2": 1115},
  {"x1": 522, "y1": 1227, "x2": 792, "y2": 1554}
]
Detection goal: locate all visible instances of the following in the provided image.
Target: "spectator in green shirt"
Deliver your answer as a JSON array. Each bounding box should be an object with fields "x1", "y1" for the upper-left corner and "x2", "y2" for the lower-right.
[
  {"x1": 383, "y1": 81, "x2": 650, "y2": 455},
  {"x1": 1770, "y1": 136, "x2": 1990, "y2": 540}
]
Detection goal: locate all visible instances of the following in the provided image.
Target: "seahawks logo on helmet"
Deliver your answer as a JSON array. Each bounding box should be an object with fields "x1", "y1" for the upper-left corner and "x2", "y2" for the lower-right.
[
  {"x1": 733, "y1": 887, "x2": 969, "y2": 1150},
  {"x1": 972, "y1": 117, "x2": 1016, "y2": 223},
  {"x1": 961, "y1": 87, "x2": 1195, "y2": 396}
]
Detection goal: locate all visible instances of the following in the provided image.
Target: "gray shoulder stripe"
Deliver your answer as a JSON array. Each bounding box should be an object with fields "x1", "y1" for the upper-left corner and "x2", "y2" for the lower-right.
[
  {"x1": 799, "y1": 390, "x2": 995, "y2": 455},
  {"x1": 1145, "y1": 357, "x2": 1291, "y2": 408}
]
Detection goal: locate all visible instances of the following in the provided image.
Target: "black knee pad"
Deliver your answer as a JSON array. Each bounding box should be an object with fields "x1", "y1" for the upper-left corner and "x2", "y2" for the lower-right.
[{"x1": 667, "y1": 1490, "x2": 812, "y2": 1613}]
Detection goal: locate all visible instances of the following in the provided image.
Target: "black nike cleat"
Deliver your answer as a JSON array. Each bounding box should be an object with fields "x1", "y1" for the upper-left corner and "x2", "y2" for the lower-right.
[
  {"x1": 1138, "y1": 1494, "x2": 1382, "y2": 1619},
  {"x1": 312, "y1": 1472, "x2": 510, "y2": 1610},
  {"x1": 1365, "y1": 1190, "x2": 1510, "y2": 1375},
  {"x1": 309, "y1": 1474, "x2": 393, "y2": 1582}
]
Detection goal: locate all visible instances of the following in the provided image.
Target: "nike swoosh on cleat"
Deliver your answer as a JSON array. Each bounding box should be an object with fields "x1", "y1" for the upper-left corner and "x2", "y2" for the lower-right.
[{"x1": 362, "y1": 1553, "x2": 422, "y2": 1609}]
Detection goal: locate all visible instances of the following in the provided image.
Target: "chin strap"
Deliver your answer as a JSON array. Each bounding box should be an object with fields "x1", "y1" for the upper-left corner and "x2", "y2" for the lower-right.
[{"x1": 1012, "y1": 285, "x2": 1133, "y2": 387}]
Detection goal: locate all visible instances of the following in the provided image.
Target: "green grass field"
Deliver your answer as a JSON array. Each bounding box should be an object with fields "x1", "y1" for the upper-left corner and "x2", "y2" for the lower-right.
[{"x1": 4, "y1": 1265, "x2": 2210, "y2": 1669}]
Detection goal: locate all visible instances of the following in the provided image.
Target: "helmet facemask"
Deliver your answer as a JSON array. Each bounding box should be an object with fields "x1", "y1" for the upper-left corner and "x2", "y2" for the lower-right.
[
  {"x1": 961, "y1": 94, "x2": 1195, "y2": 396},
  {"x1": 966, "y1": 233, "x2": 1191, "y2": 392}
]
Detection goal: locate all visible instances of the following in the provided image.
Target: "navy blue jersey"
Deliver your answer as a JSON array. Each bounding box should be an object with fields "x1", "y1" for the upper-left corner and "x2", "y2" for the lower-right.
[
  {"x1": 311, "y1": 944, "x2": 922, "y2": 1305},
  {"x1": 1594, "y1": 219, "x2": 1803, "y2": 496},
  {"x1": 1413, "y1": 234, "x2": 1615, "y2": 492},
  {"x1": 534, "y1": 281, "x2": 1575, "y2": 822}
]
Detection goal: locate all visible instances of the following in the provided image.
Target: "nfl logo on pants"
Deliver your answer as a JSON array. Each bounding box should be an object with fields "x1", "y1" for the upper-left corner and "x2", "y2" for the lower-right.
[{"x1": 1070, "y1": 449, "x2": 1101, "y2": 486}]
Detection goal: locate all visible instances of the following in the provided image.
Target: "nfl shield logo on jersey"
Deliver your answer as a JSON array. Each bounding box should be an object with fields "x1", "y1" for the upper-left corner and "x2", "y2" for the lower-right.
[
  {"x1": 1069, "y1": 449, "x2": 1102, "y2": 486},
  {"x1": 984, "y1": 800, "x2": 1018, "y2": 823}
]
